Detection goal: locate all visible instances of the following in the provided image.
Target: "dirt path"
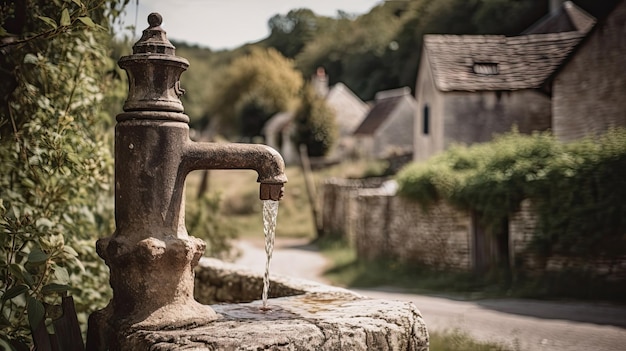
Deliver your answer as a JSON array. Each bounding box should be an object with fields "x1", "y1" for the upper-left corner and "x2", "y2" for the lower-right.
[{"x1": 232, "y1": 237, "x2": 626, "y2": 351}]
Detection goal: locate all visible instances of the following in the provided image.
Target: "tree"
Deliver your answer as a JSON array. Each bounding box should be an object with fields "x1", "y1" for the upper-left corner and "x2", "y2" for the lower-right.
[
  {"x1": 265, "y1": 8, "x2": 324, "y2": 59},
  {"x1": 206, "y1": 47, "x2": 303, "y2": 139},
  {"x1": 292, "y1": 85, "x2": 337, "y2": 157},
  {"x1": 0, "y1": 0, "x2": 127, "y2": 346},
  {"x1": 295, "y1": 1, "x2": 411, "y2": 101}
]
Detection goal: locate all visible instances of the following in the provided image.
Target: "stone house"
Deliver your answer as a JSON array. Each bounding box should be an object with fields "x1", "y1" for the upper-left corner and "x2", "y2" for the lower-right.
[
  {"x1": 263, "y1": 68, "x2": 369, "y2": 164},
  {"x1": 413, "y1": 31, "x2": 585, "y2": 161},
  {"x1": 414, "y1": 0, "x2": 625, "y2": 161},
  {"x1": 353, "y1": 87, "x2": 417, "y2": 159}
]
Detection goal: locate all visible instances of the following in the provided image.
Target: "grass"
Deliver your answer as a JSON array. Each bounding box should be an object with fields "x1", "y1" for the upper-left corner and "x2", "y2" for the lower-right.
[
  {"x1": 186, "y1": 165, "x2": 318, "y2": 240},
  {"x1": 184, "y1": 159, "x2": 388, "y2": 241},
  {"x1": 315, "y1": 236, "x2": 502, "y2": 297},
  {"x1": 429, "y1": 330, "x2": 517, "y2": 351}
]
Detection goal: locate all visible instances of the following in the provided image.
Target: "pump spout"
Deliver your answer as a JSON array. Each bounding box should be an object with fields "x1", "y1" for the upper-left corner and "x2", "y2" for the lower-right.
[{"x1": 183, "y1": 142, "x2": 287, "y2": 200}]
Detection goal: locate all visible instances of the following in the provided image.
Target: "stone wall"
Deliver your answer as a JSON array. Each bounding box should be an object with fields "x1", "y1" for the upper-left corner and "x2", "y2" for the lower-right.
[
  {"x1": 553, "y1": 1, "x2": 626, "y2": 142},
  {"x1": 323, "y1": 179, "x2": 472, "y2": 270},
  {"x1": 324, "y1": 179, "x2": 626, "y2": 280},
  {"x1": 354, "y1": 190, "x2": 472, "y2": 270},
  {"x1": 508, "y1": 199, "x2": 543, "y2": 271},
  {"x1": 509, "y1": 199, "x2": 626, "y2": 280},
  {"x1": 321, "y1": 177, "x2": 387, "y2": 245}
]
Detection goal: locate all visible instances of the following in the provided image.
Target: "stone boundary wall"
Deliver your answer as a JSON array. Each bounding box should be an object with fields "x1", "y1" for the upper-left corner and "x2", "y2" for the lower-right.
[
  {"x1": 509, "y1": 199, "x2": 626, "y2": 280},
  {"x1": 321, "y1": 177, "x2": 387, "y2": 245},
  {"x1": 324, "y1": 179, "x2": 626, "y2": 279},
  {"x1": 353, "y1": 189, "x2": 471, "y2": 270},
  {"x1": 322, "y1": 179, "x2": 472, "y2": 270}
]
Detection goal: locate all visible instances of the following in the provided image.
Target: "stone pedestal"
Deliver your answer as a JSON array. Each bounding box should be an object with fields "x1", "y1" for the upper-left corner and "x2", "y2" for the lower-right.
[{"x1": 118, "y1": 258, "x2": 429, "y2": 350}]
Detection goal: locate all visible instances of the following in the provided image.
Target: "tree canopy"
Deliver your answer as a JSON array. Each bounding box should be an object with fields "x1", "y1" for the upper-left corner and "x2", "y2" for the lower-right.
[
  {"x1": 169, "y1": 0, "x2": 617, "y2": 138},
  {"x1": 204, "y1": 47, "x2": 303, "y2": 139}
]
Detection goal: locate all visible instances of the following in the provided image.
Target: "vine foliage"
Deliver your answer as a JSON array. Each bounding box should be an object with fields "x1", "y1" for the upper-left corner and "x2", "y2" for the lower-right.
[
  {"x1": 397, "y1": 129, "x2": 626, "y2": 265},
  {"x1": 0, "y1": 0, "x2": 128, "y2": 347}
]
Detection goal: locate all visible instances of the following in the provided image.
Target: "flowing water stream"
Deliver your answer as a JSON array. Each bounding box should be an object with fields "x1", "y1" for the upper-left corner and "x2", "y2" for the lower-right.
[{"x1": 261, "y1": 200, "x2": 279, "y2": 310}]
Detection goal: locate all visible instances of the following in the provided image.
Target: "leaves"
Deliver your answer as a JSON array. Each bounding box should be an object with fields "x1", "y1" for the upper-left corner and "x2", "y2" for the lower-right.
[
  {"x1": 78, "y1": 17, "x2": 96, "y2": 28},
  {"x1": 293, "y1": 85, "x2": 337, "y2": 157},
  {"x1": 1, "y1": 285, "x2": 29, "y2": 302},
  {"x1": 37, "y1": 16, "x2": 57, "y2": 29},
  {"x1": 397, "y1": 128, "x2": 626, "y2": 260},
  {"x1": 60, "y1": 9, "x2": 72, "y2": 27},
  {"x1": 1, "y1": 0, "x2": 123, "y2": 343},
  {"x1": 27, "y1": 249, "x2": 48, "y2": 264},
  {"x1": 26, "y1": 297, "x2": 45, "y2": 330},
  {"x1": 207, "y1": 47, "x2": 303, "y2": 137},
  {"x1": 41, "y1": 283, "x2": 71, "y2": 293}
]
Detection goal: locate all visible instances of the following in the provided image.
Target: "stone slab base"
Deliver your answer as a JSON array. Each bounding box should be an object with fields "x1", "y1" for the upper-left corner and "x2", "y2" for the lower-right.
[{"x1": 121, "y1": 258, "x2": 429, "y2": 350}]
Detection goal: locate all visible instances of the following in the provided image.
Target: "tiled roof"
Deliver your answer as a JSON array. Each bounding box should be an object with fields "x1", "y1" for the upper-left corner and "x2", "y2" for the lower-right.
[
  {"x1": 354, "y1": 88, "x2": 412, "y2": 135},
  {"x1": 326, "y1": 83, "x2": 369, "y2": 135},
  {"x1": 424, "y1": 31, "x2": 585, "y2": 92},
  {"x1": 523, "y1": 1, "x2": 596, "y2": 35}
]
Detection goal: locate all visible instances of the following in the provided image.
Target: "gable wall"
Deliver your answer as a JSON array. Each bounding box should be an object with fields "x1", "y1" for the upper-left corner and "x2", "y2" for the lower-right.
[
  {"x1": 414, "y1": 52, "x2": 446, "y2": 162},
  {"x1": 443, "y1": 90, "x2": 551, "y2": 147},
  {"x1": 553, "y1": 1, "x2": 626, "y2": 141}
]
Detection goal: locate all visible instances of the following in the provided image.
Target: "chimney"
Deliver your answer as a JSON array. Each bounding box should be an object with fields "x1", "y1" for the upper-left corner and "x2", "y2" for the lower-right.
[
  {"x1": 550, "y1": 0, "x2": 565, "y2": 15},
  {"x1": 311, "y1": 67, "x2": 329, "y2": 97}
]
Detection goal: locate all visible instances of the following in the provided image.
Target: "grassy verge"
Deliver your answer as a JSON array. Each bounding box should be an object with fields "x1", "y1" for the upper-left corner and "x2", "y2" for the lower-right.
[
  {"x1": 429, "y1": 330, "x2": 517, "y2": 351},
  {"x1": 186, "y1": 165, "x2": 318, "y2": 240},
  {"x1": 316, "y1": 236, "x2": 626, "y2": 302},
  {"x1": 315, "y1": 236, "x2": 501, "y2": 297},
  {"x1": 185, "y1": 159, "x2": 386, "y2": 241}
]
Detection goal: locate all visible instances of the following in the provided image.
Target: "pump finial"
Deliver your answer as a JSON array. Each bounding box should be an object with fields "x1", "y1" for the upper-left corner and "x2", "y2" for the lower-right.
[{"x1": 148, "y1": 12, "x2": 163, "y2": 27}]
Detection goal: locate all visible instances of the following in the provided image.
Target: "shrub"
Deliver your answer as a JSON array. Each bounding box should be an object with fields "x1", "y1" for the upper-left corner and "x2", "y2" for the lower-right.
[
  {"x1": 397, "y1": 129, "x2": 626, "y2": 263},
  {"x1": 292, "y1": 85, "x2": 338, "y2": 157},
  {"x1": 0, "y1": 1, "x2": 127, "y2": 346}
]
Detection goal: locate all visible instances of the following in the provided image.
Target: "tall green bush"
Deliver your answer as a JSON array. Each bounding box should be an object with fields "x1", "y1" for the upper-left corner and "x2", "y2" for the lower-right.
[
  {"x1": 397, "y1": 130, "x2": 626, "y2": 263},
  {"x1": 292, "y1": 85, "x2": 338, "y2": 157},
  {"x1": 0, "y1": 0, "x2": 127, "y2": 347}
]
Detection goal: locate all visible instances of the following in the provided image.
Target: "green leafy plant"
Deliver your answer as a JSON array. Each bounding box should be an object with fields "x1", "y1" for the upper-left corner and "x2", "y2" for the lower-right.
[
  {"x1": 186, "y1": 193, "x2": 237, "y2": 260},
  {"x1": 292, "y1": 84, "x2": 338, "y2": 157},
  {"x1": 1, "y1": 0, "x2": 128, "y2": 347},
  {"x1": 397, "y1": 129, "x2": 626, "y2": 269}
]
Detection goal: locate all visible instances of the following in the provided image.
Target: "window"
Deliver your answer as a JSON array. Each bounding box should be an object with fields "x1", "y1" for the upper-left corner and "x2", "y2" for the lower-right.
[
  {"x1": 423, "y1": 104, "x2": 430, "y2": 135},
  {"x1": 473, "y1": 62, "x2": 499, "y2": 75}
]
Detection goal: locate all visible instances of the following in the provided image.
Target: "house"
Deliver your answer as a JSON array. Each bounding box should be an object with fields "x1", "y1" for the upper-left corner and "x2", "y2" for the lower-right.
[
  {"x1": 264, "y1": 68, "x2": 369, "y2": 163},
  {"x1": 395, "y1": 0, "x2": 625, "y2": 272},
  {"x1": 413, "y1": 32, "x2": 586, "y2": 161},
  {"x1": 414, "y1": 0, "x2": 625, "y2": 162},
  {"x1": 324, "y1": 82, "x2": 371, "y2": 160},
  {"x1": 353, "y1": 87, "x2": 417, "y2": 159}
]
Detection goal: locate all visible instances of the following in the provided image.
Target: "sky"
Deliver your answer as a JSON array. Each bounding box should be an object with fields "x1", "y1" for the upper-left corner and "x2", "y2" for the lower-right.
[{"x1": 120, "y1": 0, "x2": 383, "y2": 50}]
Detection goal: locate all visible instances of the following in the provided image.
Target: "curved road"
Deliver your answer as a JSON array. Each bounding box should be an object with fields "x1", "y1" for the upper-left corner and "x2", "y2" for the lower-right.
[{"x1": 232, "y1": 238, "x2": 626, "y2": 351}]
